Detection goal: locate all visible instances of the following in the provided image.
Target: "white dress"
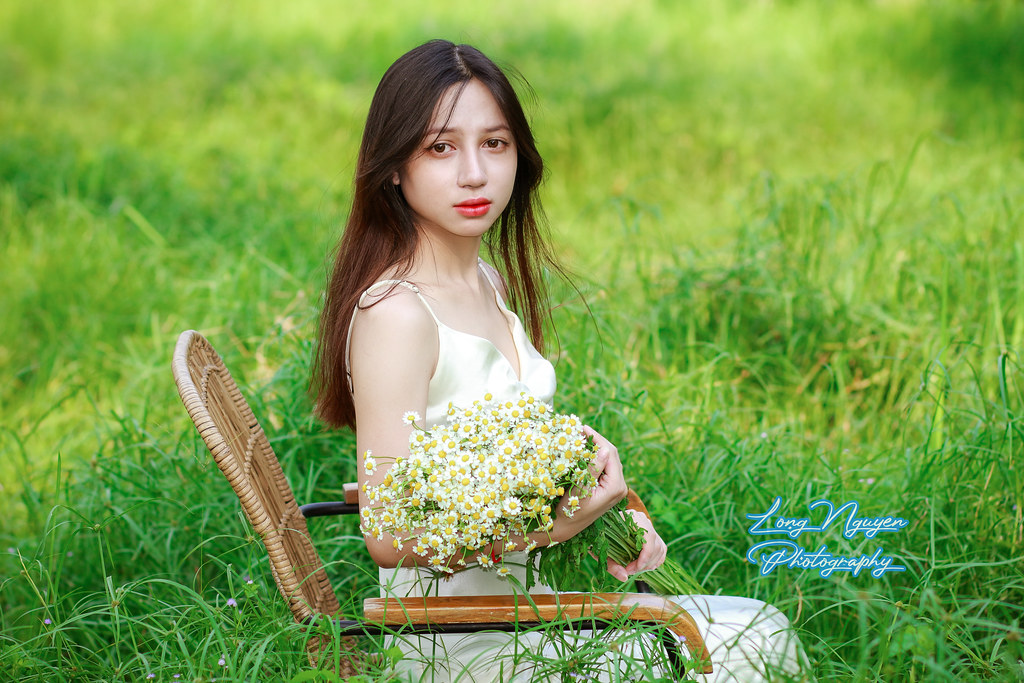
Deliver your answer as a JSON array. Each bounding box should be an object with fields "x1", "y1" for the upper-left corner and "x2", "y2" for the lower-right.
[{"x1": 355, "y1": 263, "x2": 812, "y2": 682}]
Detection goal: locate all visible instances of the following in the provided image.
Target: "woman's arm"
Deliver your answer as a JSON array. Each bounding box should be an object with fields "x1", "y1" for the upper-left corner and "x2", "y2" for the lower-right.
[{"x1": 349, "y1": 288, "x2": 438, "y2": 568}]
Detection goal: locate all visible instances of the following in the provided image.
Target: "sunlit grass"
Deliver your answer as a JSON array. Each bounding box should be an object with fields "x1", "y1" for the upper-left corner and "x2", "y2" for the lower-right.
[{"x1": 2, "y1": 0, "x2": 1022, "y2": 680}]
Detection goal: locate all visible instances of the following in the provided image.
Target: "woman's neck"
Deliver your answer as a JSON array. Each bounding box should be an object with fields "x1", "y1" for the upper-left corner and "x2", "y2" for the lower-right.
[{"x1": 411, "y1": 231, "x2": 485, "y2": 289}]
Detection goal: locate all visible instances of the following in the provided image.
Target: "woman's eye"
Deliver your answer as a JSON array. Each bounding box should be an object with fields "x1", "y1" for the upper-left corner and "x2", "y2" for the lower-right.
[
  {"x1": 484, "y1": 139, "x2": 508, "y2": 150},
  {"x1": 430, "y1": 143, "x2": 452, "y2": 154}
]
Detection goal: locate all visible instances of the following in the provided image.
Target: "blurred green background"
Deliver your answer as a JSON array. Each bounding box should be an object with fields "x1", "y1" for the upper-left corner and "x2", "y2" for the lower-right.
[{"x1": 2, "y1": 1, "x2": 1022, "y2": 680}]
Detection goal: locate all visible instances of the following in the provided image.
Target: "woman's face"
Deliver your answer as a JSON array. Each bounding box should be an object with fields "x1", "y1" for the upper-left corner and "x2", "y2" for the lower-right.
[{"x1": 396, "y1": 79, "x2": 517, "y2": 244}]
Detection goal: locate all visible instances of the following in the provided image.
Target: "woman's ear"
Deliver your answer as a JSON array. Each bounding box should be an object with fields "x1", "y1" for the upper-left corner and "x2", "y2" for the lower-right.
[{"x1": 392, "y1": 172, "x2": 400, "y2": 185}]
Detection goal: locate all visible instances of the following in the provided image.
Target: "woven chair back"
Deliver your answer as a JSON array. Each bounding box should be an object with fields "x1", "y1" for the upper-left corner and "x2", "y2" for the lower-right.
[{"x1": 171, "y1": 330, "x2": 341, "y2": 624}]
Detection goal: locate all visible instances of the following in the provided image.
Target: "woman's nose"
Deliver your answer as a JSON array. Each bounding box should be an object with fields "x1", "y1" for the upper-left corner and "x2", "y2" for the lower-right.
[{"x1": 458, "y1": 150, "x2": 487, "y2": 188}]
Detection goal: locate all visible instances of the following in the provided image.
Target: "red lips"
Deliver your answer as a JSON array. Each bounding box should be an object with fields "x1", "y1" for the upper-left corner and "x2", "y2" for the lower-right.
[{"x1": 454, "y1": 198, "x2": 492, "y2": 217}]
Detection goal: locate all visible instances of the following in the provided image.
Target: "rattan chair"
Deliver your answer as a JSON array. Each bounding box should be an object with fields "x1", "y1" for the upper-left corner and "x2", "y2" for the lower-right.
[{"x1": 171, "y1": 329, "x2": 712, "y2": 677}]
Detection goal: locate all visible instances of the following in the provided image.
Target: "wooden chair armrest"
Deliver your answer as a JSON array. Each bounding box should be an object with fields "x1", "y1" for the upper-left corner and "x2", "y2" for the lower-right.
[
  {"x1": 344, "y1": 482, "x2": 359, "y2": 504},
  {"x1": 625, "y1": 488, "x2": 652, "y2": 522},
  {"x1": 363, "y1": 592, "x2": 712, "y2": 674}
]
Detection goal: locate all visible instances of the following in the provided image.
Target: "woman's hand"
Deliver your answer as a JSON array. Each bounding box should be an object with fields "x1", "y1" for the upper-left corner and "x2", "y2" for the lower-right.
[
  {"x1": 606, "y1": 509, "x2": 668, "y2": 581},
  {"x1": 579, "y1": 427, "x2": 667, "y2": 580},
  {"x1": 549, "y1": 426, "x2": 628, "y2": 544},
  {"x1": 579, "y1": 425, "x2": 629, "y2": 512}
]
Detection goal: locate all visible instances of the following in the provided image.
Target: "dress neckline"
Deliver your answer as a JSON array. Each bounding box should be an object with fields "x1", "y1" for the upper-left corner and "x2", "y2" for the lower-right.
[{"x1": 433, "y1": 305, "x2": 523, "y2": 383}]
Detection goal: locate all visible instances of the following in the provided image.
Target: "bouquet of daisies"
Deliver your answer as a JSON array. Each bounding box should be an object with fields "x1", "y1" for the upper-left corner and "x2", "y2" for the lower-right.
[{"x1": 360, "y1": 392, "x2": 702, "y2": 594}]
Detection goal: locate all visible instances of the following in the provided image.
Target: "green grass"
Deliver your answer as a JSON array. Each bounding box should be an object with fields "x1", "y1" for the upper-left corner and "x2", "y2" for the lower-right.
[{"x1": 2, "y1": 0, "x2": 1022, "y2": 680}]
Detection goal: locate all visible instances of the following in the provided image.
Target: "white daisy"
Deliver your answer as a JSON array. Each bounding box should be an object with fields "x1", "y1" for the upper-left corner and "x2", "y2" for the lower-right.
[{"x1": 362, "y1": 450, "x2": 377, "y2": 474}]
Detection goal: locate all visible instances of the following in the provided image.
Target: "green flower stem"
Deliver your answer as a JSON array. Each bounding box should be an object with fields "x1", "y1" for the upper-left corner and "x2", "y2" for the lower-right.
[
  {"x1": 602, "y1": 508, "x2": 705, "y2": 595},
  {"x1": 536, "y1": 501, "x2": 705, "y2": 595}
]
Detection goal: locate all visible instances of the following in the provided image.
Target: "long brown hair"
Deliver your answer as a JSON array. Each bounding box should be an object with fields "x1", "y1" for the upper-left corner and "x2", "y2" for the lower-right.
[{"x1": 311, "y1": 40, "x2": 563, "y2": 429}]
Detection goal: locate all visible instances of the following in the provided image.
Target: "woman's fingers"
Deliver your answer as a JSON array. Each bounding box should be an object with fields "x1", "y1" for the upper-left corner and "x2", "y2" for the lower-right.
[
  {"x1": 619, "y1": 510, "x2": 668, "y2": 576},
  {"x1": 636, "y1": 515, "x2": 668, "y2": 571},
  {"x1": 583, "y1": 425, "x2": 611, "y2": 478},
  {"x1": 602, "y1": 510, "x2": 669, "y2": 582},
  {"x1": 596, "y1": 459, "x2": 628, "y2": 503},
  {"x1": 590, "y1": 467, "x2": 627, "y2": 510},
  {"x1": 590, "y1": 449, "x2": 609, "y2": 478},
  {"x1": 606, "y1": 557, "x2": 629, "y2": 582},
  {"x1": 606, "y1": 537, "x2": 666, "y2": 581},
  {"x1": 626, "y1": 538, "x2": 667, "y2": 574},
  {"x1": 583, "y1": 425, "x2": 627, "y2": 503}
]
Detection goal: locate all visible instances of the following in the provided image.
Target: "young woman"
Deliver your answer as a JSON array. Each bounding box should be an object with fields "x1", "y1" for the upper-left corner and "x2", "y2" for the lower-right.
[{"x1": 312, "y1": 40, "x2": 810, "y2": 682}]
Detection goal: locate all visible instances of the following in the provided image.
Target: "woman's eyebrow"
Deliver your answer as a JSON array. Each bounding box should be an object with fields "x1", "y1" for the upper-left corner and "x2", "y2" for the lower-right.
[{"x1": 426, "y1": 124, "x2": 512, "y2": 137}]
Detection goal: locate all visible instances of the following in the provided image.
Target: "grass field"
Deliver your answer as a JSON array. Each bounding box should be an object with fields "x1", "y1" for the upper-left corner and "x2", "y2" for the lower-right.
[{"x1": 2, "y1": 0, "x2": 1023, "y2": 680}]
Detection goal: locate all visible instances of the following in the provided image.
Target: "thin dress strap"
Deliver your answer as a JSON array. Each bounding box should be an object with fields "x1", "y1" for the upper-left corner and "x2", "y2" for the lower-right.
[
  {"x1": 345, "y1": 280, "x2": 441, "y2": 392},
  {"x1": 476, "y1": 259, "x2": 506, "y2": 306}
]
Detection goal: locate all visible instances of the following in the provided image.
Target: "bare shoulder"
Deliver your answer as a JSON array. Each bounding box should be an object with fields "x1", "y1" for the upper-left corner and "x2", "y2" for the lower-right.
[
  {"x1": 353, "y1": 283, "x2": 435, "y2": 342},
  {"x1": 349, "y1": 286, "x2": 437, "y2": 408}
]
